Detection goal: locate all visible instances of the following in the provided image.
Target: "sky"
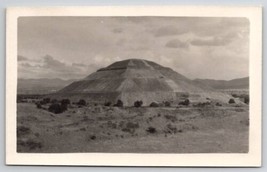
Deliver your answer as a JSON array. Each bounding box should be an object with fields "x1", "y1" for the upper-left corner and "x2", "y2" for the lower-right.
[{"x1": 18, "y1": 17, "x2": 249, "y2": 80}]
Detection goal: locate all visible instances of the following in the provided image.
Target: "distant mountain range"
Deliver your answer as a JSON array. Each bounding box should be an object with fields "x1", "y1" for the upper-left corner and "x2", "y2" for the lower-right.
[
  {"x1": 193, "y1": 77, "x2": 249, "y2": 90},
  {"x1": 17, "y1": 76, "x2": 249, "y2": 95},
  {"x1": 17, "y1": 78, "x2": 77, "y2": 94}
]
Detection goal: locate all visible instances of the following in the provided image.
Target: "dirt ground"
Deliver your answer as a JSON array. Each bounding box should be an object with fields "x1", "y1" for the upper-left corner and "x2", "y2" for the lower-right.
[{"x1": 17, "y1": 103, "x2": 249, "y2": 153}]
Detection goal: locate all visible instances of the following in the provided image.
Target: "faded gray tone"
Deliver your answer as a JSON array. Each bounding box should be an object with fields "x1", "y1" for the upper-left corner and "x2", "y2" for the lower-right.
[{"x1": 18, "y1": 17, "x2": 249, "y2": 80}]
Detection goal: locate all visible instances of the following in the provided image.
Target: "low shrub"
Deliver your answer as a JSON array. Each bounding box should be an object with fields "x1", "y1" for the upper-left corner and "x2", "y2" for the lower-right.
[
  {"x1": 134, "y1": 100, "x2": 143, "y2": 107},
  {"x1": 61, "y1": 99, "x2": 71, "y2": 105},
  {"x1": 228, "y1": 98, "x2": 235, "y2": 104},
  {"x1": 179, "y1": 99, "x2": 190, "y2": 106},
  {"x1": 231, "y1": 94, "x2": 249, "y2": 104},
  {"x1": 244, "y1": 96, "x2": 249, "y2": 104},
  {"x1": 42, "y1": 98, "x2": 51, "y2": 104},
  {"x1": 51, "y1": 99, "x2": 58, "y2": 104},
  {"x1": 150, "y1": 102, "x2": 159, "y2": 107},
  {"x1": 146, "y1": 127, "x2": 157, "y2": 134},
  {"x1": 39, "y1": 100, "x2": 46, "y2": 105},
  {"x1": 104, "y1": 101, "x2": 112, "y2": 106},
  {"x1": 77, "y1": 99, "x2": 86, "y2": 106},
  {"x1": 215, "y1": 102, "x2": 222, "y2": 106},
  {"x1": 90, "y1": 135, "x2": 96, "y2": 140},
  {"x1": 61, "y1": 103, "x2": 68, "y2": 112},
  {"x1": 194, "y1": 102, "x2": 211, "y2": 107},
  {"x1": 164, "y1": 101, "x2": 171, "y2": 107},
  {"x1": 36, "y1": 102, "x2": 42, "y2": 109},
  {"x1": 114, "y1": 99, "x2": 123, "y2": 107},
  {"x1": 232, "y1": 94, "x2": 238, "y2": 98},
  {"x1": 48, "y1": 103, "x2": 67, "y2": 114}
]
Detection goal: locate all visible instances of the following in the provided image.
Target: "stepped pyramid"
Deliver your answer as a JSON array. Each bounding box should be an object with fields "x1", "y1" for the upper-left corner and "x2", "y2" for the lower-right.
[{"x1": 57, "y1": 59, "x2": 231, "y2": 106}]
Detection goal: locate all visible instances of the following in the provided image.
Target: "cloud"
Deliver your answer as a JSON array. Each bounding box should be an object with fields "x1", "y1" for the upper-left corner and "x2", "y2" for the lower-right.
[
  {"x1": 72, "y1": 63, "x2": 87, "y2": 67},
  {"x1": 120, "y1": 17, "x2": 151, "y2": 24},
  {"x1": 154, "y1": 25, "x2": 188, "y2": 37},
  {"x1": 43, "y1": 55, "x2": 67, "y2": 68},
  {"x1": 191, "y1": 36, "x2": 232, "y2": 46},
  {"x1": 18, "y1": 55, "x2": 28, "y2": 61},
  {"x1": 18, "y1": 17, "x2": 249, "y2": 80},
  {"x1": 20, "y1": 63, "x2": 34, "y2": 67},
  {"x1": 165, "y1": 39, "x2": 189, "y2": 48},
  {"x1": 112, "y1": 28, "x2": 123, "y2": 33},
  {"x1": 18, "y1": 55, "x2": 94, "y2": 79}
]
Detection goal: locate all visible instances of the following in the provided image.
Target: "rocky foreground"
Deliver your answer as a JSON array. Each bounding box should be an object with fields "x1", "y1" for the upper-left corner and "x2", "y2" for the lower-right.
[{"x1": 17, "y1": 103, "x2": 249, "y2": 153}]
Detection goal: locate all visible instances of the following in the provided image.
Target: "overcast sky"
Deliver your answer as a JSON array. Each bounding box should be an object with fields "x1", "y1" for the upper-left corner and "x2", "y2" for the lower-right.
[{"x1": 18, "y1": 17, "x2": 249, "y2": 80}]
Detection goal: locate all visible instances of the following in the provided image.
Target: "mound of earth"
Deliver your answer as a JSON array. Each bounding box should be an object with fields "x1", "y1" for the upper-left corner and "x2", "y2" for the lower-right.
[{"x1": 56, "y1": 59, "x2": 232, "y2": 106}]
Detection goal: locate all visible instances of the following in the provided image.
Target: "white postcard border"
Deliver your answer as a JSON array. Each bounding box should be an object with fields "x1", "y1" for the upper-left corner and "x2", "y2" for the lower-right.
[{"x1": 6, "y1": 6, "x2": 262, "y2": 166}]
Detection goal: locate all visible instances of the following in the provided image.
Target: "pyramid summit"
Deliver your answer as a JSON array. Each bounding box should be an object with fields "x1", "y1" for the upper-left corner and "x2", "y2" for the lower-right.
[
  {"x1": 98, "y1": 58, "x2": 156, "y2": 71},
  {"x1": 56, "y1": 58, "x2": 231, "y2": 106}
]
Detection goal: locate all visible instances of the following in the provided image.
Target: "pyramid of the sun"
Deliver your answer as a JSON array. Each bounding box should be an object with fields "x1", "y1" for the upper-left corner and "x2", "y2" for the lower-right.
[{"x1": 57, "y1": 59, "x2": 231, "y2": 106}]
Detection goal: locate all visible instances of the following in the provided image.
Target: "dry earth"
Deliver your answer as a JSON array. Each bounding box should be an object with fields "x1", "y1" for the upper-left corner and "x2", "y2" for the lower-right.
[{"x1": 17, "y1": 103, "x2": 249, "y2": 153}]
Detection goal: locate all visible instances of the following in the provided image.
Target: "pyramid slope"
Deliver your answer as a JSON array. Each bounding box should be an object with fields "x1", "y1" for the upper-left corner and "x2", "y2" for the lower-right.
[{"x1": 57, "y1": 59, "x2": 232, "y2": 106}]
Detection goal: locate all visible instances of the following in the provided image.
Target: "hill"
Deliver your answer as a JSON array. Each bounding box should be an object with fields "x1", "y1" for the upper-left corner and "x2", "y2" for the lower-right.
[
  {"x1": 194, "y1": 77, "x2": 249, "y2": 90},
  {"x1": 17, "y1": 78, "x2": 77, "y2": 94}
]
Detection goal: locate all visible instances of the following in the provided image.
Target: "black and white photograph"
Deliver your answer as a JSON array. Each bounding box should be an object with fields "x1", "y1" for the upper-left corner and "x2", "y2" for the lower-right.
[{"x1": 6, "y1": 6, "x2": 262, "y2": 166}]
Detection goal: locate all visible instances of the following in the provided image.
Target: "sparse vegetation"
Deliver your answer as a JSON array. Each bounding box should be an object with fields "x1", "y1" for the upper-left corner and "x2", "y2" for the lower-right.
[
  {"x1": 194, "y1": 102, "x2": 211, "y2": 107},
  {"x1": 121, "y1": 122, "x2": 139, "y2": 134},
  {"x1": 165, "y1": 124, "x2": 177, "y2": 134},
  {"x1": 121, "y1": 128, "x2": 131, "y2": 133},
  {"x1": 17, "y1": 94, "x2": 45, "y2": 103},
  {"x1": 181, "y1": 93, "x2": 189, "y2": 98},
  {"x1": 126, "y1": 122, "x2": 139, "y2": 129},
  {"x1": 107, "y1": 121, "x2": 117, "y2": 129},
  {"x1": 17, "y1": 92, "x2": 249, "y2": 153},
  {"x1": 17, "y1": 126, "x2": 31, "y2": 136},
  {"x1": 17, "y1": 139, "x2": 43, "y2": 150},
  {"x1": 164, "y1": 114, "x2": 177, "y2": 122}
]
